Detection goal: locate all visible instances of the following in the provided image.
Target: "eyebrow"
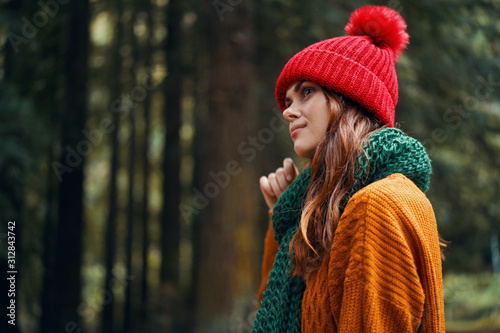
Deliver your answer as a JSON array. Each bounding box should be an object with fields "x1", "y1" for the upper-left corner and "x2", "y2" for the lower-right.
[
  {"x1": 294, "y1": 80, "x2": 305, "y2": 92},
  {"x1": 285, "y1": 80, "x2": 306, "y2": 104}
]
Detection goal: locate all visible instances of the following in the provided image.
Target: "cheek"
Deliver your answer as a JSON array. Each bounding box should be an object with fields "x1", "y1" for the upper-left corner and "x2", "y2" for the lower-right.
[
  {"x1": 311, "y1": 124, "x2": 328, "y2": 146},
  {"x1": 313, "y1": 111, "x2": 331, "y2": 139},
  {"x1": 315, "y1": 100, "x2": 332, "y2": 130}
]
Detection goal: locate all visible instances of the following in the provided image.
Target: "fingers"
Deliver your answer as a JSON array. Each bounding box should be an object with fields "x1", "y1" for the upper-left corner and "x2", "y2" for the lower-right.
[
  {"x1": 259, "y1": 171, "x2": 287, "y2": 209},
  {"x1": 283, "y1": 158, "x2": 299, "y2": 182},
  {"x1": 275, "y1": 167, "x2": 288, "y2": 191},
  {"x1": 259, "y1": 176, "x2": 274, "y2": 198},
  {"x1": 259, "y1": 158, "x2": 299, "y2": 210},
  {"x1": 259, "y1": 176, "x2": 277, "y2": 209},
  {"x1": 267, "y1": 173, "x2": 282, "y2": 199}
]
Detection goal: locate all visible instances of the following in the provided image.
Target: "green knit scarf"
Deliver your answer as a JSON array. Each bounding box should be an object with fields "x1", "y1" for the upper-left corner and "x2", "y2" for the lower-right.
[{"x1": 253, "y1": 128, "x2": 432, "y2": 332}]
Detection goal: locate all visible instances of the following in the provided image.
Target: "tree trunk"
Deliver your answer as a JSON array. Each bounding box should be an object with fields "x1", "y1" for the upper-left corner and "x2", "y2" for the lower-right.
[
  {"x1": 140, "y1": 154, "x2": 149, "y2": 324},
  {"x1": 40, "y1": 148, "x2": 58, "y2": 332},
  {"x1": 124, "y1": 123, "x2": 136, "y2": 333},
  {"x1": 159, "y1": 0, "x2": 183, "y2": 328},
  {"x1": 192, "y1": 1, "x2": 259, "y2": 331},
  {"x1": 160, "y1": 0, "x2": 182, "y2": 288},
  {"x1": 44, "y1": 0, "x2": 89, "y2": 331},
  {"x1": 124, "y1": 1, "x2": 139, "y2": 330},
  {"x1": 102, "y1": 1, "x2": 124, "y2": 331},
  {"x1": 139, "y1": 0, "x2": 154, "y2": 324}
]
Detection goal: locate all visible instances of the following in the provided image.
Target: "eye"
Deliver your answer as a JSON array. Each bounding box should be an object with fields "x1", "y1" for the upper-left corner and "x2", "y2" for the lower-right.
[{"x1": 303, "y1": 86, "x2": 314, "y2": 97}]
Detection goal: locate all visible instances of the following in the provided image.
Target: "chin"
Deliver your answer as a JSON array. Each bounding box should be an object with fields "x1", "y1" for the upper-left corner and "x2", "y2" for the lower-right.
[{"x1": 294, "y1": 144, "x2": 315, "y2": 159}]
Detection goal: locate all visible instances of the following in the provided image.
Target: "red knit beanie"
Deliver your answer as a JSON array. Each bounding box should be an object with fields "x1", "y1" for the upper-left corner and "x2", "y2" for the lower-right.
[{"x1": 275, "y1": 5, "x2": 409, "y2": 127}]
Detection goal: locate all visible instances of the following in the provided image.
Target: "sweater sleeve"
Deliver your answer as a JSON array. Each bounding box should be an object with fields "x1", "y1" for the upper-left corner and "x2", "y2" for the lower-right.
[
  {"x1": 256, "y1": 210, "x2": 279, "y2": 309},
  {"x1": 327, "y1": 176, "x2": 445, "y2": 332}
]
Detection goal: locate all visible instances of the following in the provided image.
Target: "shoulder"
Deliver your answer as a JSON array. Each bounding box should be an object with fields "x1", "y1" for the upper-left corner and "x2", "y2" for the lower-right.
[
  {"x1": 336, "y1": 173, "x2": 438, "y2": 251},
  {"x1": 345, "y1": 173, "x2": 434, "y2": 220},
  {"x1": 334, "y1": 174, "x2": 439, "y2": 260}
]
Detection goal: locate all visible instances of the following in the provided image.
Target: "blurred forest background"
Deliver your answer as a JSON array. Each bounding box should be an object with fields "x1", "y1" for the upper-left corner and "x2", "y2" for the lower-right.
[{"x1": 0, "y1": 0, "x2": 499, "y2": 332}]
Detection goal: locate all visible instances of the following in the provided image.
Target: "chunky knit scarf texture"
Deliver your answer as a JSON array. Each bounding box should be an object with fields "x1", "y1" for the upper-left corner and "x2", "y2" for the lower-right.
[{"x1": 253, "y1": 127, "x2": 432, "y2": 332}]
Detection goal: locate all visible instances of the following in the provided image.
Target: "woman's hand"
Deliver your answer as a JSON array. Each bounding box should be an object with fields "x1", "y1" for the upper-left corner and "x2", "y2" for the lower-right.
[{"x1": 259, "y1": 158, "x2": 299, "y2": 210}]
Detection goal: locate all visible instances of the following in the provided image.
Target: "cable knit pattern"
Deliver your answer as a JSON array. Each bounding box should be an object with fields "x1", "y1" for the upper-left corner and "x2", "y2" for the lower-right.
[
  {"x1": 254, "y1": 128, "x2": 445, "y2": 332},
  {"x1": 303, "y1": 174, "x2": 444, "y2": 332}
]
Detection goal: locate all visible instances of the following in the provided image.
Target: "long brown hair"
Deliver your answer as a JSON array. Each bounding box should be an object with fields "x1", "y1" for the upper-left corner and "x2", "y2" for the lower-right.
[{"x1": 289, "y1": 89, "x2": 382, "y2": 278}]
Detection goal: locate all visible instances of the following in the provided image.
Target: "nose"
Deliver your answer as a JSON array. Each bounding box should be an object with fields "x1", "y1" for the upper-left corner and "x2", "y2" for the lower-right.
[{"x1": 283, "y1": 106, "x2": 300, "y2": 122}]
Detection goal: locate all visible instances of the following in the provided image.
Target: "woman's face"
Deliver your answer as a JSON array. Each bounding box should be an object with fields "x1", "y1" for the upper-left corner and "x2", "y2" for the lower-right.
[{"x1": 283, "y1": 81, "x2": 337, "y2": 159}]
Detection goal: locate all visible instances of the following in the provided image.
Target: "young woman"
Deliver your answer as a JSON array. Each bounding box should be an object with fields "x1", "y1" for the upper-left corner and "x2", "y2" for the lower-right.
[{"x1": 253, "y1": 6, "x2": 445, "y2": 333}]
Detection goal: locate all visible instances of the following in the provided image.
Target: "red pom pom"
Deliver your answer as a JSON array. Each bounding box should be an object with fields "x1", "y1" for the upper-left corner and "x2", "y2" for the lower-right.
[{"x1": 345, "y1": 5, "x2": 409, "y2": 60}]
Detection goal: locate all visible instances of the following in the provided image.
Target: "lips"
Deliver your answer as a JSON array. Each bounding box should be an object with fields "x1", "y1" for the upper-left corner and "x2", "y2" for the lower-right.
[{"x1": 290, "y1": 124, "x2": 305, "y2": 139}]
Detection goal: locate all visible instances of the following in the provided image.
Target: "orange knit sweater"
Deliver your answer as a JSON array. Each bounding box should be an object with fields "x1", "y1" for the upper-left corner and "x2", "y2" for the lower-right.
[{"x1": 257, "y1": 173, "x2": 445, "y2": 332}]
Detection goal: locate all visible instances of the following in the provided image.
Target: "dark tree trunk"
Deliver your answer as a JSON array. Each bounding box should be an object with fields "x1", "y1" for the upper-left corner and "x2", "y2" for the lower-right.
[
  {"x1": 160, "y1": 0, "x2": 182, "y2": 289},
  {"x1": 192, "y1": 1, "x2": 259, "y2": 331},
  {"x1": 124, "y1": 118, "x2": 136, "y2": 333},
  {"x1": 124, "y1": 33, "x2": 137, "y2": 333},
  {"x1": 124, "y1": 0, "x2": 138, "y2": 330},
  {"x1": 40, "y1": 148, "x2": 58, "y2": 332},
  {"x1": 102, "y1": 0, "x2": 124, "y2": 332},
  {"x1": 43, "y1": 0, "x2": 90, "y2": 331},
  {"x1": 140, "y1": 0, "x2": 154, "y2": 324},
  {"x1": 159, "y1": 0, "x2": 183, "y2": 326},
  {"x1": 140, "y1": 154, "x2": 149, "y2": 324},
  {"x1": 156, "y1": 0, "x2": 184, "y2": 329}
]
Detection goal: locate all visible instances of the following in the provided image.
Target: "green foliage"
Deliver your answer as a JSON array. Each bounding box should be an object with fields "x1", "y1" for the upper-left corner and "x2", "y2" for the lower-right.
[
  {"x1": 396, "y1": 2, "x2": 500, "y2": 273},
  {"x1": 444, "y1": 273, "x2": 500, "y2": 330},
  {"x1": 0, "y1": 81, "x2": 44, "y2": 225}
]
